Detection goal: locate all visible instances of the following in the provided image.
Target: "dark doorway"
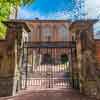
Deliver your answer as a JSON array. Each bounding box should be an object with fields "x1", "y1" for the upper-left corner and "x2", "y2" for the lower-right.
[{"x1": 61, "y1": 54, "x2": 68, "y2": 64}]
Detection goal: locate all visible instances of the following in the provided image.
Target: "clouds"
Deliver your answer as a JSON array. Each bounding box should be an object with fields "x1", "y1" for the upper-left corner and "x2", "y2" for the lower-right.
[
  {"x1": 85, "y1": 0, "x2": 100, "y2": 38},
  {"x1": 85, "y1": 0, "x2": 100, "y2": 18}
]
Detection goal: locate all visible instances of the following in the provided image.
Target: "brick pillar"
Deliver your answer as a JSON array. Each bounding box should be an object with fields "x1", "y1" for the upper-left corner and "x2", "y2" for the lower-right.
[
  {"x1": 74, "y1": 30, "x2": 82, "y2": 90},
  {"x1": 70, "y1": 20, "x2": 100, "y2": 99},
  {"x1": 80, "y1": 30, "x2": 100, "y2": 98},
  {"x1": 75, "y1": 26, "x2": 100, "y2": 99},
  {"x1": 0, "y1": 21, "x2": 30, "y2": 97},
  {"x1": 0, "y1": 24, "x2": 21, "y2": 96},
  {"x1": 0, "y1": 25, "x2": 18, "y2": 96}
]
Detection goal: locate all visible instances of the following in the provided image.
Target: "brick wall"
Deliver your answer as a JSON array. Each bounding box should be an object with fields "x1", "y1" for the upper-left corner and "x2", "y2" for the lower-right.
[
  {"x1": 95, "y1": 39, "x2": 100, "y2": 65},
  {"x1": 27, "y1": 20, "x2": 72, "y2": 42},
  {"x1": 26, "y1": 20, "x2": 72, "y2": 64}
]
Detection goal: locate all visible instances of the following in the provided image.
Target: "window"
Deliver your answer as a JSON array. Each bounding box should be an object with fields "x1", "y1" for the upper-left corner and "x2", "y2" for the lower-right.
[
  {"x1": 58, "y1": 25, "x2": 68, "y2": 41},
  {"x1": 42, "y1": 26, "x2": 52, "y2": 41},
  {"x1": 42, "y1": 53, "x2": 52, "y2": 64}
]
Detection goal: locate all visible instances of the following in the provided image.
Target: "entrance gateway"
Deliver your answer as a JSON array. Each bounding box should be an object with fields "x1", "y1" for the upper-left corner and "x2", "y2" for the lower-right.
[
  {"x1": 20, "y1": 41, "x2": 78, "y2": 90},
  {"x1": 0, "y1": 20, "x2": 97, "y2": 97}
]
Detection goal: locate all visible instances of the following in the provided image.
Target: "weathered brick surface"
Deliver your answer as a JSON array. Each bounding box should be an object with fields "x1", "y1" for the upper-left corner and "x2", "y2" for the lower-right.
[
  {"x1": 70, "y1": 20, "x2": 100, "y2": 99},
  {"x1": 0, "y1": 20, "x2": 100, "y2": 99},
  {"x1": 95, "y1": 39, "x2": 100, "y2": 65},
  {"x1": 0, "y1": 77, "x2": 13, "y2": 97},
  {"x1": 0, "y1": 22, "x2": 30, "y2": 97},
  {"x1": 28, "y1": 21, "x2": 72, "y2": 42}
]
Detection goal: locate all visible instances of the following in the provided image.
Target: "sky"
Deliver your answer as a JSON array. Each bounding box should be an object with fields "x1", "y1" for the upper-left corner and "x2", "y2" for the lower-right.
[
  {"x1": 18, "y1": 0, "x2": 76, "y2": 20},
  {"x1": 18, "y1": 0, "x2": 100, "y2": 20},
  {"x1": 18, "y1": 0, "x2": 100, "y2": 38}
]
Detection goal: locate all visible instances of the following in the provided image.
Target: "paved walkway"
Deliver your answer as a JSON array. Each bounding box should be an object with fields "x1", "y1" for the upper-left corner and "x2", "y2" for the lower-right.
[{"x1": 0, "y1": 89, "x2": 96, "y2": 100}]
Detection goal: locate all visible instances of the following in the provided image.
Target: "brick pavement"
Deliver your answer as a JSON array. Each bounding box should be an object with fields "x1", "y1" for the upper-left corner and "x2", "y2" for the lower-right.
[{"x1": 0, "y1": 89, "x2": 96, "y2": 100}]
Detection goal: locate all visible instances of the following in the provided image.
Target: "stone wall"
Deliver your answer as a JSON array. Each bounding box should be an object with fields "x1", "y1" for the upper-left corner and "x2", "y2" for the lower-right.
[
  {"x1": 0, "y1": 26, "x2": 17, "y2": 96},
  {"x1": 0, "y1": 21, "x2": 30, "y2": 97},
  {"x1": 0, "y1": 77, "x2": 14, "y2": 96},
  {"x1": 28, "y1": 20, "x2": 72, "y2": 42},
  {"x1": 70, "y1": 20, "x2": 100, "y2": 99}
]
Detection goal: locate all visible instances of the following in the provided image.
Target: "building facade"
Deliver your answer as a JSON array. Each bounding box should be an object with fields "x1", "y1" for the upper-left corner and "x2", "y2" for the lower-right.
[
  {"x1": 25, "y1": 20, "x2": 73, "y2": 65},
  {"x1": 0, "y1": 19, "x2": 100, "y2": 97}
]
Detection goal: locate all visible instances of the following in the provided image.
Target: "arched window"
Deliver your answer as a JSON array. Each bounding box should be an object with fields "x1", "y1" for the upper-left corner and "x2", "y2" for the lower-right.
[
  {"x1": 42, "y1": 26, "x2": 52, "y2": 41},
  {"x1": 58, "y1": 25, "x2": 68, "y2": 41}
]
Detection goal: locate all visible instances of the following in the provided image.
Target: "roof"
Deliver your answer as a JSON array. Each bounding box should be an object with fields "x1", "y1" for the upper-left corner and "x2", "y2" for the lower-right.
[
  {"x1": 3, "y1": 19, "x2": 99, "y2": 33},
  {"x1": 8, "y1": 19, "x2": 71, "y2": 23},
  {"x1": 3, "y1": 20, "x2": 31, "y2": 32},
  {"x1": 69, "y1": 19, "x2": 98, "y2": 31},
  {"x1": 72, "y1": 19, "x2": 98, "y2": 23}
]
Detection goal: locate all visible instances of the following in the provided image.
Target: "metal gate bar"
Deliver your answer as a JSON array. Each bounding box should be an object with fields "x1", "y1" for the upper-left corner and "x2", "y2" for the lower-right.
[{"x1": 21, "y1": 42, "x2": 77, "y2": 90}]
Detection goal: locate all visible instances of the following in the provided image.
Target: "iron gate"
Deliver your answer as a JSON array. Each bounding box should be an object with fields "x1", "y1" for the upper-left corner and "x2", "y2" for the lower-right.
[{"x1": 20, "y1": 41, "x2": 78, "y2": 90}]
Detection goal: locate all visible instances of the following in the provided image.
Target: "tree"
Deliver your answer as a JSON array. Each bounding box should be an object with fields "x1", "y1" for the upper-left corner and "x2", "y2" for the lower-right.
[
  {"x1": 0, "y1": 0, "x2": 11, "y2": 38},
  {"x1": 0, "y1": 0, "x2": 35, "y2": 38},
  {"x1": 10, "y1": 0, "x2": 35, "y2": 19}
]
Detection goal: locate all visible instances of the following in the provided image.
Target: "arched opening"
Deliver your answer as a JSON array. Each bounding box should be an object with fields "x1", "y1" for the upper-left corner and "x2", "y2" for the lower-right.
[
  {"x1": 58, "y1": 25, "x2": 68, "y2": 41},
  {"x1": 42, "y1": 26, "x2": 52, "y2": 41},
  {"x1": 42, "y1": 53, "x2": 52, "y2": 64},
  {"x1": 61, "y1": 54, "x2": 69, "y2": 64}
]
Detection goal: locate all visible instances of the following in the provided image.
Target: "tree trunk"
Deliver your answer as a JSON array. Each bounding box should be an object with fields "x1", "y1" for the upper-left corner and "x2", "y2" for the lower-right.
[{"x1": 15, "y1": 6, "x2": 19, "y2": 19}]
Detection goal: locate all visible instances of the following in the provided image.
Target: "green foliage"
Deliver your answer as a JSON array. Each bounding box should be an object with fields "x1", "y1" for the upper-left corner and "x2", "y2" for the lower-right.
[
  {"x1": 0, "y1": 1, "x2": 11, "y2": 38},
  {"x1": 10, "y1": 0, "x2": 35, "y2": 6},
  {"x1": 0, "y1": 22, "x2": 6, "y2": 38},
  {"x1": 0, "y1": 0, "x2": 35, "y2": 38}
]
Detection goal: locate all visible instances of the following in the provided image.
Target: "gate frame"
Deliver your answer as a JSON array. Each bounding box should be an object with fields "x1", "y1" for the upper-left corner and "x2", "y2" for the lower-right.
[{"x1": 21, "y1": 41, "x2": 78, "y2": 89}]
